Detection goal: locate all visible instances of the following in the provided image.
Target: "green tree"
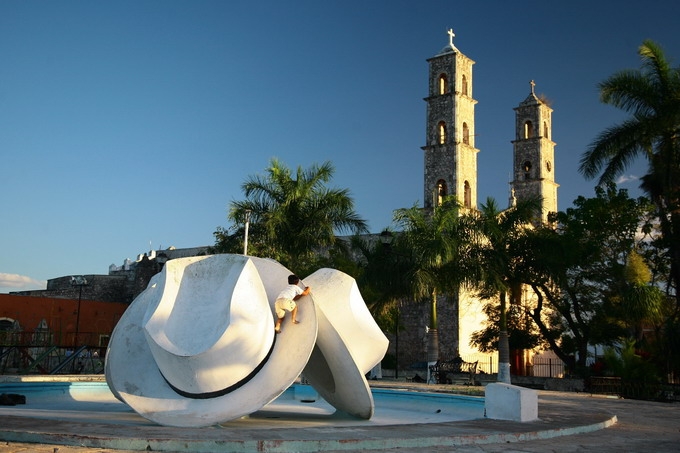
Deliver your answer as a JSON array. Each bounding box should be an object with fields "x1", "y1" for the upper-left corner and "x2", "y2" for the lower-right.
[
  {"x1": 526, "y1": 185, "x2": 653, "y2": 374},
  {"x1": 352, "y1": 232, "x2": 412, "y2": 310},
  {"x1": 391, "y1": 197, "x2": 469, "y2": 369},
  {"x1": 469, "y1": 299, "x2": 544, "y2": 354},
  {"x1": 464, "y1": 197, "x2": 540, "y2": 383},
  {"x1": 213, "y1": 158, "x2": 368, "y2": 274},
  {"x1": 351, "y1": 231, "x2": 415, "y2": 377},
  {"x1": 618, "y1": 251, "x2": 664, "y2": 341},
  {"x1": 579, "y1": 40, "x2": 680, "y2": 310}
]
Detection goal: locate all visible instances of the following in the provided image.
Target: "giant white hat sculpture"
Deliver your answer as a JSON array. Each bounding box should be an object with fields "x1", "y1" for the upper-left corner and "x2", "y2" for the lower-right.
[
  {"x1": 301, "y1": 268, "x2": 389, "y2": 419},
  {"x1": 106, "y1": 254, "x2": 388, "y2": 426},
  {"x1": 105, "y1": 254, "x2": 317, "y2": 427}
]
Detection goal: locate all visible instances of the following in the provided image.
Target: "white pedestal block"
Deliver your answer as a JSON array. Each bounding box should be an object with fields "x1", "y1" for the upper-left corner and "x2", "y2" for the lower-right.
[{"x1": 484, "y1": 382, "x2": 538, "y2": 422}]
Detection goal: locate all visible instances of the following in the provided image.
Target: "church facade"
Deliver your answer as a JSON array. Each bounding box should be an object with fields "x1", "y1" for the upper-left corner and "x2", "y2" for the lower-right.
[{"x1": 392, "y1": 30, "x2": 559, "y2": 374}]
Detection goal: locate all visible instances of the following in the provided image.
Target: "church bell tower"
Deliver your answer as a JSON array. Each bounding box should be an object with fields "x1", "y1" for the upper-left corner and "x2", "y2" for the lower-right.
[
  {"x1": 422, "y1": 29, "x2": 479, "y2": 210},
  {"x1": 511, "y1": 81, "x2": 558, "y2": 223}
]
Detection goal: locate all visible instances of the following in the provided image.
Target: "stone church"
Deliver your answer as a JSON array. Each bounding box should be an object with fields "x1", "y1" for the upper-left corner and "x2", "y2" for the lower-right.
[{"x1": 393, "y1": 30, "x2": 559, "y2": 375}]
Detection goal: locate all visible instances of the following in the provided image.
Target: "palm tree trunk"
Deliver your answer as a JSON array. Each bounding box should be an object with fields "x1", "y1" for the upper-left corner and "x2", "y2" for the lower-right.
[
  {"x1": 497, "y1": 291, "x2": 511, "y2": 383},
  {"x1": 426, "y1": 290, "x2": 439, "y2": 382},
  {"x1": 666, "y1": 212, "x2": 680, "y2": 311},
  {"x1": 430, "y1": 289, "x2": 438, "y2": 331}
]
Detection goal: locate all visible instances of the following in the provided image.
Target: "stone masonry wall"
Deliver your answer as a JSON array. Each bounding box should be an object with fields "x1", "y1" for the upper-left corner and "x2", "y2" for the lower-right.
[
  {"x1": 17, "y1": 274, "x2": 130, "y2": 303},
  {"x1": 386, "y1": 293, "x2": 460, "y2": 373}
]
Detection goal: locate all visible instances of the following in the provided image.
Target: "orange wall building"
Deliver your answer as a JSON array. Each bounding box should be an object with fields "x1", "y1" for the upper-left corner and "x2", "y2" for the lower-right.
[{"x1": 0, "y1": 294, "x2": 128, "y2": 349}]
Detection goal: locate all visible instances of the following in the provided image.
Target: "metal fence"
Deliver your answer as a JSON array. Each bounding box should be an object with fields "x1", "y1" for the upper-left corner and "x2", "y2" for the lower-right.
[
  {"x1": 0, "y1": 330, "x2": 106, "y2": 349},
  {"x1": 455, "y1": 354, "x2": 567, "y2": 377},
  {"x1": 0, "y1": 330, "x2": 107, "y2": 375},
  {"x1": 461, "y1": 353, "x2": 496, "y2": 375},
  {"x1": 531, "y1": 357, "x2": 566, "y2": 378},
  {"x1": 587, "y1": 376, "x2": 680, "y2": 402},
  {"x1": 0, "y1": 344, "x2": 106, "y2": 375}
]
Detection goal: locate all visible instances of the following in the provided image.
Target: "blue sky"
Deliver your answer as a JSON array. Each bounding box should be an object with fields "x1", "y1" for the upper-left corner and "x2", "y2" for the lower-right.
[{"x1": 2, "y1": 1, "x2": 679, "y2": 293}]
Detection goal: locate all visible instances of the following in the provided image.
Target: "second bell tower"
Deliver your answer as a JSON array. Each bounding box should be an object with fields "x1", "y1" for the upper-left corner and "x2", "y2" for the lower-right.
[{"x1": 511, "y1": 81, "x2": 558, "y2": 223}]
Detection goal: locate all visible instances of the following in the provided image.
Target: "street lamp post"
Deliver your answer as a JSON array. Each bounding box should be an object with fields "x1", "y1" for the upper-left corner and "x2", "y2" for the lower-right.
[
  {"x1": 70, "y1": 276, "x2": 88, "y2": 348},
  {"x1": 394, "y1": 303, "x2": 400, "y2": 379},
  {"x1": 379, "y1": 230, "x2": 394, "y2": 247},
  {"x1": 379, "y1": 231, "x2": 401, "y2": 378},
  {"x1": 243, "y1": 209, "x2": 252, "y2": 255}
]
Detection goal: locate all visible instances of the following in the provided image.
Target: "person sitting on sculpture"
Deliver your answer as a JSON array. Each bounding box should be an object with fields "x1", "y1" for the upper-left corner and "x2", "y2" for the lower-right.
[{"x1": 274, "y1": 274, "x2": 311, "y2": 333}]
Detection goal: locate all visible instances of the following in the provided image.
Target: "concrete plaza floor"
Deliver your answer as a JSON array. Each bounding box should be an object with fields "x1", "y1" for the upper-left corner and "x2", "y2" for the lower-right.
[{"x1": 0, "y1": 379, "x2": 678, "y2": 452}]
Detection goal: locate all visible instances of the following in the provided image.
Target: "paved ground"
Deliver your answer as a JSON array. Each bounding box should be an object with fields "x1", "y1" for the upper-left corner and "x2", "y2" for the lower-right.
[{"x1": 0, "y1": 380, "x2": 678, "y2": 452}]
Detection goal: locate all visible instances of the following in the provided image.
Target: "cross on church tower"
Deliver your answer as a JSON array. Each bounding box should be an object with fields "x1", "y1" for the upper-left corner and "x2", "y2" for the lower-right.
[{"x1": 447, "y1": 28, "x2": 457, "y2": 50}]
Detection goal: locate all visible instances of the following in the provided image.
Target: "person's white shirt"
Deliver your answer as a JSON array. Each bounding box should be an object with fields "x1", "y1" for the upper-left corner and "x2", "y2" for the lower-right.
[{"x1": 277, "y1": 284, "x2": 302, "y2": 301}]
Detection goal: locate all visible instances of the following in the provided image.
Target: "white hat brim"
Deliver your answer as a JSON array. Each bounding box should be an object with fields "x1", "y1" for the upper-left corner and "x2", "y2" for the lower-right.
[
  {"x1": 303, "y1": 303, "x2": 374, "y2": 419},
  {"x1": 301, "y1": 268, "x2": 389, "y2": 419}
]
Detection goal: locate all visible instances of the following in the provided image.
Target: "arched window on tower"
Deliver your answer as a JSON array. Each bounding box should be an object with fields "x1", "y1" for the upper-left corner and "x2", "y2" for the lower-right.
[
  {"x1": 463, "y1": 122, "x2": 470, "y2": 145},
  {"x1": 438, "y1": 122, "x2": 447, "y2": 145},
  {"x1": 523, "y1": 161, "x2": 532, "y2": 180},
  {"x1": 462, "y1": 74, "x2": 468, "y2": 96},
  {"x1": 464, "y1": 181, "x2": 471, "y2": 208},
  {"x1": 436, "y1": 180, "x2": 447, "y2": 206},
  {"x1": 524, "y1": 121, "x2": 534, "y2": 139},
  {"x1": 439, "y1": 74, "x2": 448, "y2": 95},
  {"x1": 543, "y1": 121, "x2": 549, "y2": 139}
]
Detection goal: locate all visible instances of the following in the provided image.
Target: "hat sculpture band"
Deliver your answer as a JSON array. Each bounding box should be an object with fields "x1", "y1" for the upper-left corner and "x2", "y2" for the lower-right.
[{"x1": 105, "y1": 254, "x2": 388, "y2": 427}]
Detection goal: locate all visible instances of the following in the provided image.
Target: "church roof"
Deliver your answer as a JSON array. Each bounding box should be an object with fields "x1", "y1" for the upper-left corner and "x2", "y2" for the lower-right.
[
  {"x1": 519, "y1": 92, "x2": 541, "y2": 106},
  {"x1": 518, "y1": 80, "x2": 543, "y2": 107},
  {"x1": 435, "y1": 44, "x2": 457, "y2": 56}
]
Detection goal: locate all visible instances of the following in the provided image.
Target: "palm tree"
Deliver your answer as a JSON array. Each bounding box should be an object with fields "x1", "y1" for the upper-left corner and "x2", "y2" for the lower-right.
[
  {"x1": 221, "y1": 158, "x2": 368, "y2": 272},
  {"x1": 351, "y1": 231, "x2": 416, "y2": 379},
  {"x1": 352, "y1": 231, "x2": 413, "y2": 310},
  {"x1": 465, "y1": 197, "x2": 540, "y2": 383},
  {"x1": 579, "y1": 40, "x2": 680, "y2": 307},
  {"x1": 391, "y1": 197, "x2": 468, "y2": 375}
]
